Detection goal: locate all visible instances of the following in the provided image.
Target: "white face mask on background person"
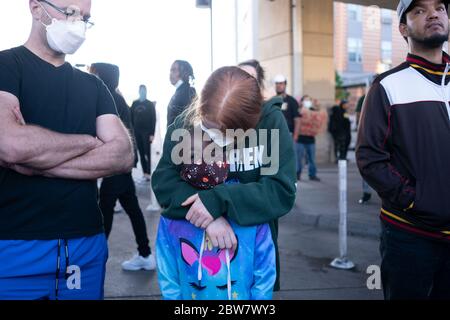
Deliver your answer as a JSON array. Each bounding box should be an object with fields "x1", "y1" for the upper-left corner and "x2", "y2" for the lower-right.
[
  {"x1": 40, "y1": 5, "x2": 87, "y2": 54},
  {"x1": 303, "y1": 100, "x2": 313, "y2": 109}
]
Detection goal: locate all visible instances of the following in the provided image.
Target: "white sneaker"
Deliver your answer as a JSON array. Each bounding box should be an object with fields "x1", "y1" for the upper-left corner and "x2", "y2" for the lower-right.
[
  {"x1": 121, "y1": 254, "x2": 156, "y2": 271},
  {"x1": 113, "y1": 202, "x2": 123, "y2": 213}
]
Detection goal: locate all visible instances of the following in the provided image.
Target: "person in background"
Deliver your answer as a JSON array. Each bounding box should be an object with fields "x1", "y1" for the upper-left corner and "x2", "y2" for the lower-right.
[
  {"x1": 238, "y1": 59, "x2": 266, "y2": 97},
  {"x1": 131, "y1": 85, "x2": 156, "y2": 183},
  {"x1": 329, "y1": 100, "x2": 351, "y2": 161},
  {"x1": 91, "y1": 63, "x2": 155, "y2": 272},
  {"x1": 296, "y1": 95, "x2": 322, "y2": 182},
  {"x1": 167, "y1": 60, "x2": 197, "y2": 127},
  {"x1": 273, "y1": 75, "x2": 302, "y2": 180}
]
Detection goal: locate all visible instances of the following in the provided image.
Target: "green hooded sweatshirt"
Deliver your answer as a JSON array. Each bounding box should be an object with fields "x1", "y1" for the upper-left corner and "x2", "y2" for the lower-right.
[{"x1": 152, "y1": 97, "x2": 297, "y2": 291}]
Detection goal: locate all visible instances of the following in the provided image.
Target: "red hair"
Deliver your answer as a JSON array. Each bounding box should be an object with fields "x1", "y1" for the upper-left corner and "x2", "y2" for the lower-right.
[{"x1": 197, "y1": 66, "x2": 262, "y2": 132}]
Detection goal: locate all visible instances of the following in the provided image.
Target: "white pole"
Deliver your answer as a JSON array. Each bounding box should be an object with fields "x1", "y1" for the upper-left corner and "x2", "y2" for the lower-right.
[
  {"x1": 339, "y1": 159, "x2": 347, "y2": 258},
  {"x1": 330, "y1": 160, "x2": 355, "y2": 270}
]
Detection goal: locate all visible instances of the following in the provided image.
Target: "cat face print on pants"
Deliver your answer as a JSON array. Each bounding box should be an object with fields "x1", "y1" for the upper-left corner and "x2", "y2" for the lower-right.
[{"x1": 180, "y1": 236, "x2": 238, "y2": 298}]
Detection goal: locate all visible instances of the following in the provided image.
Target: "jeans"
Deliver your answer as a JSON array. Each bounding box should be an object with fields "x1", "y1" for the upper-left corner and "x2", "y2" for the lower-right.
[
  {"x1": 363, "y1": 179, "x2": 372, "y2": 194},
  {"x1": 296, "y1": 142, "x2": 317, "y2": 178},
  {"x1": 380, "y1": 221, "x2": 450, "y2": 300}
]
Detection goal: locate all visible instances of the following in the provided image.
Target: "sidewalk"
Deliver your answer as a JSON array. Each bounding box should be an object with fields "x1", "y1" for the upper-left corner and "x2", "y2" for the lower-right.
[{"x1": 292, "y1": 161, "x2": 382, "y2": 239}]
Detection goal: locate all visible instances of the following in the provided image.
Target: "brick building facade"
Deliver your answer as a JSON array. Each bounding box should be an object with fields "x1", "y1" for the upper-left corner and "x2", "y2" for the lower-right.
[{"x1": 334, "y1": 2, "x2": 408, "y2": 111}]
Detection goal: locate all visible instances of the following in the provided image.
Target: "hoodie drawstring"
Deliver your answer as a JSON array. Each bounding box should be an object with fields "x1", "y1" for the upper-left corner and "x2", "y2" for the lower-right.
[
  {"x1": 225, "y1": 249, "x2": 231, "y2": 300},
  {"x1": 55, "y1": 239, "x2": 61, "y2": 299},
  {"x1": 64, "y1": 239, "x2": 70, "y2": 279},
  {"x1": 197, "y1": 231, "x2": 206, "y2": 283},
  {"x1": 197, "y1": 232, "x2": 232, "y2": 300},
  {"x1": 55, "y1": 239, "x2": 70, "y2": 299}
]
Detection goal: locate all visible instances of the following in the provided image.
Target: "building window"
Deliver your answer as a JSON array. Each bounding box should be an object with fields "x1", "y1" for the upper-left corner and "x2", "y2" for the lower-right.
[
  {"x1": 348, "y1": 38, "x2": 362, "y2": 63},
  {"x1": 381, "y1": 9, "x2": 392, "y2": 24},
  {"x1": 348, "y1": 4, "x2": 362, "y2": 22},
  {"x1": 381, "y1": 41, "x2": 392, "y2": 64}
]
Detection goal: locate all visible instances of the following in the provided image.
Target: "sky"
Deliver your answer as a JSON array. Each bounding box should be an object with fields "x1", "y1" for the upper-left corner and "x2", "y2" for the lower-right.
[{"x1": 0, "y1": 0, "x2": 238, "y2": 131}]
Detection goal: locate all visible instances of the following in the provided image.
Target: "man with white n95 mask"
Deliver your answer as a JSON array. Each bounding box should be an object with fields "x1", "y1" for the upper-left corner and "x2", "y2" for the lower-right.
[{"x1": 0, "y1": 0, "x2": 134, "y2": 300}]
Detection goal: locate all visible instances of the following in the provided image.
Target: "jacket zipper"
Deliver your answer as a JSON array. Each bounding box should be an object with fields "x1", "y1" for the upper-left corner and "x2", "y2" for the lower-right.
[{"x1": 441, "y1": 62, "x2": 450, "y2": 121}]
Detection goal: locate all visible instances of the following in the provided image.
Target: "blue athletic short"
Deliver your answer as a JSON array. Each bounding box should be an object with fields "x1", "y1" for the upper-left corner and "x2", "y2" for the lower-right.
[{"x1": 0, "y1": 233, "x2": 108, "y2": 300}]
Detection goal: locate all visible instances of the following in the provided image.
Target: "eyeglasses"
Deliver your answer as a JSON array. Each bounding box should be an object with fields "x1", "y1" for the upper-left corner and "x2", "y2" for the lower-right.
[{"x1": 38, "y1": 0, "x2": 94, "y2": 29}]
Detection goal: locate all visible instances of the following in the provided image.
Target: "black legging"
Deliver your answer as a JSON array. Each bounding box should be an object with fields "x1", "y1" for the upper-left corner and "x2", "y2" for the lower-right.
[
  {"x1": 99, "y1": 173, "x2": 151, "y2": 257},
  {"x1": 135, "y1": 131, "x2": 151, "y2": 175},
  {"x1": 334, "y1": 135, "x2": 351, "y2": 160}
]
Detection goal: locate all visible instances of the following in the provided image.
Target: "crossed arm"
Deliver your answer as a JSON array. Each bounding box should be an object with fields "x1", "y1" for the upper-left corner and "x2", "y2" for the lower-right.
[
  {"x1": 0, "y1": 91, "x2": 134, "y2": 180},
  {"x1": 40, "y1": 113, "x2": 134, "y2": 180}
]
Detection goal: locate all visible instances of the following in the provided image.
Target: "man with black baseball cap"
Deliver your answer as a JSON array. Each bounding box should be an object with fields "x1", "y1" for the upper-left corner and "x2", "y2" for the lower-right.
[{"x1": 357, "y1": 0, "x2": 450, "y2": 300}]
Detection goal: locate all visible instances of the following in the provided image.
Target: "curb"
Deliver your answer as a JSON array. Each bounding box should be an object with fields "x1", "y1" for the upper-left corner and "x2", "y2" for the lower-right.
[{"x1": 286, "y1": 209, "x2": 381, "y2": 239}]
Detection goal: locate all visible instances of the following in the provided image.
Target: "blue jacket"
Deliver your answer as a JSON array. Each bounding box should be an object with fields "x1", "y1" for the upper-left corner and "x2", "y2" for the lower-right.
[{"x1": 156, "y1": 216, "x2": 276, "y2": 300}]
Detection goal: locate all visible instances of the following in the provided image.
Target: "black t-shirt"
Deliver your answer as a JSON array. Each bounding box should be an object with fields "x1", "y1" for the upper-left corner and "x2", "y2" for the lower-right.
[
  {"x1": 130, "y1": 99, "x2": 156, "y2": 134},
  {"x1": 297, "y1": 134, "x2": 315, "y2": 144},
  {"x1": 279, "y1": 95, "x2": 300, "y2": 134},
  {"x1": 0, "y1": 46, "x2": 118, "y2": 240}
]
